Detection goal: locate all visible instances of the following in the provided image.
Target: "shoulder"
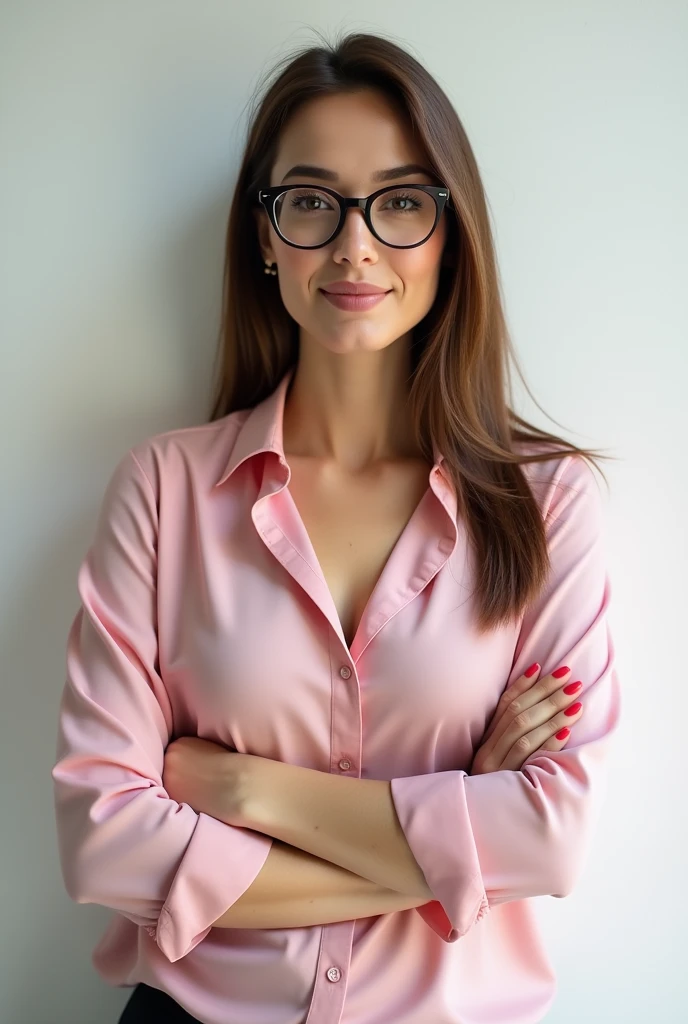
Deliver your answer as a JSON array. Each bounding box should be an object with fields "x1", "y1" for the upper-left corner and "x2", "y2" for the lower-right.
[
  {"x1": 513, "y1": 441, "x2": 604, "y2": 526},
  {"x1": 114, "y1": 410, "x2": 251, "y2": 496}
]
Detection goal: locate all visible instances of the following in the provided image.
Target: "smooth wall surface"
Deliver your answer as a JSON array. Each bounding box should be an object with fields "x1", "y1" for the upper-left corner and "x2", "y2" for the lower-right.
[{"x1": 2, "y1": 2, "x2": 686, "y2": 1021}]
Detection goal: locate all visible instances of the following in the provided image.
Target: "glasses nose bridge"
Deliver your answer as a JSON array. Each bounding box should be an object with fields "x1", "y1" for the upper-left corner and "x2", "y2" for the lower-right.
[
  {"x1": 337, "y1": 196, "x2": 373, "y2": 238},
  {"x1": 341, "y1": 196, "x2": 369, "y2": 218}
]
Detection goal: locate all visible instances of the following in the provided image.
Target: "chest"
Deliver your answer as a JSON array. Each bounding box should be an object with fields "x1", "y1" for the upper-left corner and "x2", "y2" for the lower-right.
[{"x1": 285, "y1": 458, "x2": 432, "y2": 648}]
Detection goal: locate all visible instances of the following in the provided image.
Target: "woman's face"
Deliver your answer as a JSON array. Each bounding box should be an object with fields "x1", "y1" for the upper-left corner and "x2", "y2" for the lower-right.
[{"x1": 255, "y1": 89, "x2": 449, "y2": 356}]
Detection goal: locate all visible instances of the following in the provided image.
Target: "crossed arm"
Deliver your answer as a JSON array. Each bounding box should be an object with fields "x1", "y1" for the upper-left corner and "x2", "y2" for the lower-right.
[
  {"x1": 214, "y1": 839, "x2": 430, "y2": 929},
  {"x1": 209, "y1": 760, "x2": 435, "y2": 930},
  {"x1": 55, "y1": 450, "x2": 617, "y2": 943}
]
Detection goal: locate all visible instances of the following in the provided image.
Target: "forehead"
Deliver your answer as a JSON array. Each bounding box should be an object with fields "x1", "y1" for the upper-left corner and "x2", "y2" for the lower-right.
[{"x1": 271, "y1": 90, "x2": 433, "y2": 184}]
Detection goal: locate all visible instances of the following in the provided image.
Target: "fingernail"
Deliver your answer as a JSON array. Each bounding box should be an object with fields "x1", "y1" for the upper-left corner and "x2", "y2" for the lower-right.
[
  {"x1": 552, "y1": 665, "x2": 571, "y2": 678},
  {"x1": 525, "y1": 662, "x2": 540, "y2": 678},
  {"x1": 563, "y1": 681, "x2": 582, "y2": 695},
  {"x1": 555, "y1": 727, "x2": 570, "y2": 740},
  {"x1": 564, "y1": 701, "x2": 582, "y2": 716}
]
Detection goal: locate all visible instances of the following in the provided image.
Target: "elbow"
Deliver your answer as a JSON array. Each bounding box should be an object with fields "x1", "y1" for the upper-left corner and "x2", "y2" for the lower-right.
[
  {"x1": 58, "y1": 837, "x2": 108, "y2": 908},
  {"x1": 61, "y1": 864, "x2": 87, "y2": 906},
  {"x1": 548, "y1": 848, "x2": 590, "y2": 899},
  {"x1": 53, "y1": 805, "x2": 112, "y2": 907},
  {"x1": 524, "y1": 761, "x2": 603, "y2": 900},
  {"x1": 59, "y1": 845, "x2": 161, "y2": 932},
  {"x1": 60, "y1": 847, "x2": 101, "y2": 907},
  {"x1": 54, "y1": 817, "x2": 160, "y2": 929},
  {"x1": 543, "y1": 816, "x2": 596, "y2": 899},
  {"x1": 54, "y1": 815, "x2": 94, "y2": 906},
  {"x1": 548, "y1": 868, "x2": 577, "y2": 900},
  {"x1": 52, "y1": 769, "x2": 173, "y2": 923}
]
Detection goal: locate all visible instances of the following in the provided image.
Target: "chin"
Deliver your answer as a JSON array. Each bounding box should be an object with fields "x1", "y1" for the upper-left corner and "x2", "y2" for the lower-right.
[{"x1": 325, "y1": 330, "x2": 397, "y2": 352}]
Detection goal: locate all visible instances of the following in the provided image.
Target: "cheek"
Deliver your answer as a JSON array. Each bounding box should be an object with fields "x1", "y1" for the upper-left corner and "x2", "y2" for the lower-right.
[
  {"x1": 394, "y1": 215, "x2": 446, "y2": 283},
  {"x1": 275, "y1": 250, "x2": 323, "y2": 305},
  {"x1": 394, "y1": 243, "x2": 444, "y2": 295}
]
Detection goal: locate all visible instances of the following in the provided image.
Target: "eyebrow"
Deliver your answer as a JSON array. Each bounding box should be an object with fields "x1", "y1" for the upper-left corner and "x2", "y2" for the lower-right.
[{"x1": 280, "y1": 162, "x2": 435, "y2": 184}]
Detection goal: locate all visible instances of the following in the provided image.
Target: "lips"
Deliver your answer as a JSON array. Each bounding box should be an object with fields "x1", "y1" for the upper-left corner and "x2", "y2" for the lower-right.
[
  {"x1": 321, "y1": 284, "x2": 390, "y2": 295},
  {"x1": 320, "y1": 290, "x2": 390, "y2": 311}
]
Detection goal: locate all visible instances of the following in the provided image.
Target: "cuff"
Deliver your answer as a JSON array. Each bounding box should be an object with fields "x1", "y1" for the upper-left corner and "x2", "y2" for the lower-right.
[
  {"x1": 153, "y1": 811, "x2": 274, "y2": 961},
  {"x1": 390, "y1": 771, "x2": 489, "y2": 942}
]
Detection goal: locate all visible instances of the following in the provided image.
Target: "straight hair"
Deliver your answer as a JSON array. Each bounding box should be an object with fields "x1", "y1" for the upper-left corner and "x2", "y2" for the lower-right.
[{"x1": 207, "y1": 28, "x2": 617, "y2": 634}]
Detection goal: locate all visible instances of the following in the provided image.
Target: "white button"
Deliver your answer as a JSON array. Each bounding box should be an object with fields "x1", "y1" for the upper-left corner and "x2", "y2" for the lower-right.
[
  {"x1": 339, "y1": 666, "x2": 351, "y2": 679},
  {"x1": 326, "y1": 966, "x2": 341, "y2": 982},
  {"x1": 338, "y1": 759, "x2": 351, "y2": 771}
]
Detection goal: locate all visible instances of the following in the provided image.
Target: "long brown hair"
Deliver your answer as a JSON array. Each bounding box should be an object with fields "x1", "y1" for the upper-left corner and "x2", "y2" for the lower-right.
[{"x1": 207, "y1": 28, "x2": 617, "y2": 634}]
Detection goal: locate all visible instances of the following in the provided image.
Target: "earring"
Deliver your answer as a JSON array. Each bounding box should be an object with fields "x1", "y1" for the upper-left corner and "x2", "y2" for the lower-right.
[{"x1": 264, "y1": 259, "x2": 277, "y2": 276}]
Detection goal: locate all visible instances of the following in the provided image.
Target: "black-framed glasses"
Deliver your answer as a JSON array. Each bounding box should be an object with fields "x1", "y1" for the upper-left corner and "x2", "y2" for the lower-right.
[{"x1": 256, "y1": 183, "x2": 453, "y2": 250}]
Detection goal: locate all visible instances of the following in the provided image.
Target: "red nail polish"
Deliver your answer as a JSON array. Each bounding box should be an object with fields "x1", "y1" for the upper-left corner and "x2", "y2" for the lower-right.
[
  {"x1": 555, "y1": 727, "x2": 570, "y2": 740},
  {"x1": 563, "y1": 681, "x2": 582, "y2": 695},
  {"x1": 564, "y1": 701, "x2": 582, "y2": 716},
  {"x1": 525, "y1": 662, "x2": 540, "y2": 678},
  {"x1": 552, "y1": 665, "x2": 571, "y2": 678}
]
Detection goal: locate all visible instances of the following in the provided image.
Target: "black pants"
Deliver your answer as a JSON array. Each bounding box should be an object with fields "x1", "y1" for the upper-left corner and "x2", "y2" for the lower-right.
[{"x1": 117, "y1": 982, "x2": 202, "y2": 1022}]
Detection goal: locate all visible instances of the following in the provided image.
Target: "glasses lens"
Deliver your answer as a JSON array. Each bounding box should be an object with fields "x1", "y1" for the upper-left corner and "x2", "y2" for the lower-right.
[
  {"x1": 274, "y1": 189, "x2": 339, "y2": 247},
  {"x1": 273, "y1": 188, "x2": 438, "y2": 247},
  {"x1": 370, "y1": 188, "x2": 437, "y2": 246}
]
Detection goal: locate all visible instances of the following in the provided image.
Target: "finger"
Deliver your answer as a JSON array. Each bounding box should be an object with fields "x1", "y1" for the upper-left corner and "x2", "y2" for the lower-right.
[
  {"x1": 481, "y1": 663, "x2": 542, "y2": 745},
  {"x1": 501, "y1": 701, "x2": 584, "y2": 770},
  {"x1": 539, "y1": 727, "x2": 572, "y2": 751},
  {"x1": 486, "y1": 664, "x2": 574, "y2": 749},
  {"x1": 483, "y1": 672, "x2": 580, "y2": 772},
  {"x1": 537, "y1": 699, "x2": 585, "y2": 752}
]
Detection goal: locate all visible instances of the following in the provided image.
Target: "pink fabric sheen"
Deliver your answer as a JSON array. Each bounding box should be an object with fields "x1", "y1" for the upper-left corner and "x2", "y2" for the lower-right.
[{"x1": 51, "y1": 365, "x2": 621, "y2": 1024}]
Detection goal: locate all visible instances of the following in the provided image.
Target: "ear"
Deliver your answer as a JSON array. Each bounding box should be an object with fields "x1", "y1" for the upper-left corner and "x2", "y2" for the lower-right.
[{"x1": 253, "y1": 207, "x2": 275, "y2": 264}]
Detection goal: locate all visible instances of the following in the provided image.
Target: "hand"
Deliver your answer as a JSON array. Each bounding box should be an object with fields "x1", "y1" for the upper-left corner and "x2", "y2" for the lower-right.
[
  {"x1": 469, "y1": 664, "x2": 584, "y2": 775},
  {"x1": 162, "y1": 736, "x2": 256, "y2": 826}
]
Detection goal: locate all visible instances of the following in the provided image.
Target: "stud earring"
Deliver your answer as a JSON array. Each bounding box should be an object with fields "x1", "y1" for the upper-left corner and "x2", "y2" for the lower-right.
[{"x1": 264, "y1": 259, "x2": 277, "y2": 276}]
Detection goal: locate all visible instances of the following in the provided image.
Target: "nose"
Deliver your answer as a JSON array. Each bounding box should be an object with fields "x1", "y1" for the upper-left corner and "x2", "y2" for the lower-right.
[{"x1": 330, "y1": 206, "x2": 378, "y2": 261}]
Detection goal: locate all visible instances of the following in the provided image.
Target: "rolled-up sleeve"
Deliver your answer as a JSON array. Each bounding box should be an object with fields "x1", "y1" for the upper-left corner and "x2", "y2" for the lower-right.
[
  {"x1": 51, "y1": 449, "x2": 273, "y2": 962},
  {"x1": 390, "y1": 453, "x2": 622, "y2": 942}
]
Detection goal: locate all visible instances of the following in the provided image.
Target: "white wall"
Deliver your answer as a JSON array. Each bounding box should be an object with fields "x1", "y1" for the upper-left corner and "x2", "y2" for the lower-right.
[{"x1": 2, "y1": 2, "x2": 686, "y2": 1021}]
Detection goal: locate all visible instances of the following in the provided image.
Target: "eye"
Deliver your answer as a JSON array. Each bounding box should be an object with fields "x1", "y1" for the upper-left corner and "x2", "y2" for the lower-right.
[
  {"x1": 288, "y1": 191, "x2": 335, "y2": 212},
  {"x1": 380, "y1": 191, "x2": 424, "y2": 212}
]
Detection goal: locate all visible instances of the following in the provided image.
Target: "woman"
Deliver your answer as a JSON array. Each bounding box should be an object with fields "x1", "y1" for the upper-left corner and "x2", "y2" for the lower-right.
[{"x1": 51, "y1": 30, "x2": 621, "y2": 1024}]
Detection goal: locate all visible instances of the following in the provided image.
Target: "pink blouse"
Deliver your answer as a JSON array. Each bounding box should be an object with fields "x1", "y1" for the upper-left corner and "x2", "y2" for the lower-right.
[{"x1": 51, "y1": 364, "x2": 621, "y2": 1024}]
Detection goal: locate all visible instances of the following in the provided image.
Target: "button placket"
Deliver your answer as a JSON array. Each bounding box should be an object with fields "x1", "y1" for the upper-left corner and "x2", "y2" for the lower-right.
[{"x1": 336, "y1": 664, "x2": 355, "y2": 773}]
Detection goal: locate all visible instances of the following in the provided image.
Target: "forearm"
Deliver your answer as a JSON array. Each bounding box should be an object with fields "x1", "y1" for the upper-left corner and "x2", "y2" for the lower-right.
[
  {"x1": 242, "y1": 762, "x2": 434, "y2": 900},
  {"x1": 212, "y1": 839, "x2": 429, "y2": 929}
]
